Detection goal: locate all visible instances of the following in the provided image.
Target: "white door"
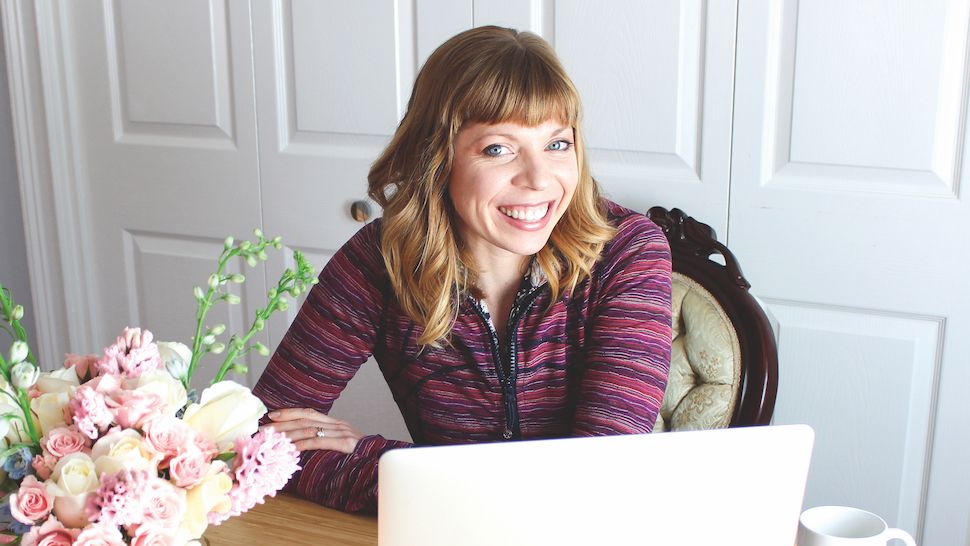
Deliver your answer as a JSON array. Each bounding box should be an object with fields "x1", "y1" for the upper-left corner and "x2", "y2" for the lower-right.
[
  {"x1": 46, "y1": 0, "x2": 270, "y2": 390},
  {"x1": 732, "y1": 1, "x2": 970, "y2": 544}
]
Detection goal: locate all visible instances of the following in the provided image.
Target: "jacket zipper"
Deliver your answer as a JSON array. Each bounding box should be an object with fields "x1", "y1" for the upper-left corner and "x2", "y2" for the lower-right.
[{"x1": 469, "y1": 286, "x2": 543, "y2": 440}]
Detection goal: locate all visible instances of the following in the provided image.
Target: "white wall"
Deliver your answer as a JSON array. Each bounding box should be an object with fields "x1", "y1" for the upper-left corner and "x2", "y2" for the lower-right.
[{"x1": 0, "y1": 23, "x2": 36, "y2": 350}]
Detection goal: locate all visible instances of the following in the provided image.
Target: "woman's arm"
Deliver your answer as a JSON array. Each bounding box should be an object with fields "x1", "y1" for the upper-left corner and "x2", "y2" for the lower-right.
[
  {"x1": 571, "y1": 214, "x2": 673, "y2": 436},
  {"x1": 253, "y1": 221, "x2": 412, "y2": 513}
]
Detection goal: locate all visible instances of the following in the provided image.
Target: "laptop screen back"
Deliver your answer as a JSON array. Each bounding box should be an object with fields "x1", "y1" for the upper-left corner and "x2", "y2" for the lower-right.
[{"x1": 378, "y1": 424, "x2": 814, "y2": 546}]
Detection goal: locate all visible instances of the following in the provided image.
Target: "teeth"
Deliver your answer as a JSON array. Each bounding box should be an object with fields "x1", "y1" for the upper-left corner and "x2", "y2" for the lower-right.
[{"x1": 499, "y1": 204, "x2": 549, "y2": 221}]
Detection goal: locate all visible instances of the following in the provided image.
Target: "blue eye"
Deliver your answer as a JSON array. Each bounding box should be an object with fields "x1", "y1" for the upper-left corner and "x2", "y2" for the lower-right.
[
  {"x1": 547, "y1": 139, "x2": 573, "y2": 151},
  {"x1": 483, "y1": 144, "x2": 506, "y2": 157}
]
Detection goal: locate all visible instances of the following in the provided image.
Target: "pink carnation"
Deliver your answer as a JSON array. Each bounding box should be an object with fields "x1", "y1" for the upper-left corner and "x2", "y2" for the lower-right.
[
  {"x1": 20, "y1": 516, "x2": 79, "y2": 546},
  {"x1": 10, "y1": 475, "x2": 54, "y2": 525},
  {"x1": 64, "y1": 353, "x2": 99, "y2": 382},
  {"x1": 86, "y1": 469, "x2": 151, "y2": 528},
  {"x1": 106, "y1": 389, "x2": 164, "y2": 429},
  {"x1": 210, "y1": 427, "x2": 300, "y2": 525},
  {"x1": 73, "y1": 524, "x2": 126, "y2": 546},
  {"x1": 94, "y1": 328, "x2": 162, "y2": 379}
]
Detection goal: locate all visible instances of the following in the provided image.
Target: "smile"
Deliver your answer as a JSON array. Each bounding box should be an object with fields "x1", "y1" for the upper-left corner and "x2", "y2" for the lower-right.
[{"x1": 498, "y1": 203, "x2": 550, "y2": 222}]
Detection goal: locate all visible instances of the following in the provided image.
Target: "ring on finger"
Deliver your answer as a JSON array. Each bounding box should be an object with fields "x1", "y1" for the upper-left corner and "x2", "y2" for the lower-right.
[{"x1": 316, "y1": 427, "x2": 326, "y2": 439}]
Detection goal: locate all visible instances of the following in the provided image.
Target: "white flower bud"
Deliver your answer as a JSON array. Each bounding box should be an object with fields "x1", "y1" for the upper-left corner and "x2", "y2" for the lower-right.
[
  {"x1": 225, "y1": 294, "x2": 241, "y2": 305},
  {"x1": 245, "y1": 256, "x2": 258, "y2": 268},
  {"x1": 254, "y1": 342, "x2": 270, "y2": 357},
  {"x1": 9, "y1": 340, "x2": 29, "y2": 364},
  {"x1": 230, "y1": 274, "x2": 245, "y2": 283},
  {"x1": 210, "y1": 324, "x2": 226, "y2": 336},
  {"x1": 11, "y1": 361, "x2": 39, "y2": 389},
  {"x1": 210, "y1": 343, "x2": 226, "y2": 355},
  {"x1": 277, "y1": 300, "x2": 289, "y2": 312},
  {"x1": 208, "y1": 274, "x2": 220, "y2": 289},
  {"x1": 253, "y1": 228, "x2": 264, "y2": 239},
  {"x1": 193, "y1": 286, "x2": 205, "y2": 300},
  {"x1": 202, "y1": 334, "x2": 216, "y2": 346},
  {"x1": 224, "y1": 236, "x2": 235, "y2": 249},
  {"x1": 254, "y1": 317, "x2": 265, "y2": 331},
  {"x1": 11, "y1": 305, "x2": 24, "y2": 321}
]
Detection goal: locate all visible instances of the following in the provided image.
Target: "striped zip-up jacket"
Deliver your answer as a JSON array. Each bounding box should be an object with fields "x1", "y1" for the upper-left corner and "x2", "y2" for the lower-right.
[{"x1": 253, "y1": 200, "x2": 672, "y2": 513}]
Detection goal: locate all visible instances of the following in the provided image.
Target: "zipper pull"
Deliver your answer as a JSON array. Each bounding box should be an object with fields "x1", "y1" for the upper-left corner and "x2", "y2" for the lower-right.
[{"x1": 502, "y1": 428, "x2": 513, "y2": 440}]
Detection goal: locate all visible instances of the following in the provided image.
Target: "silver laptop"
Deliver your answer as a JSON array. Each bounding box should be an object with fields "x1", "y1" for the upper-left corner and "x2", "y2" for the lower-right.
[{"x1": 378, "y1": 424, "x2": 814, "y2": 546}]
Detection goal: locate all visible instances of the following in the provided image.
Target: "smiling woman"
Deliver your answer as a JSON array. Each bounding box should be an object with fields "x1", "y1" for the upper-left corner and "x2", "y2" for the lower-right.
[{"x1": 253, "y1": 26, "x2": 673, "y2": 514}]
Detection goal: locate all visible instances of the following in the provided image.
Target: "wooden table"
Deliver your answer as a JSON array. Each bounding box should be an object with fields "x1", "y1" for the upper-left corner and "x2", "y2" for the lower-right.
[{"x1": 205, "y1": 494, "x2": 377, "y2": 545}]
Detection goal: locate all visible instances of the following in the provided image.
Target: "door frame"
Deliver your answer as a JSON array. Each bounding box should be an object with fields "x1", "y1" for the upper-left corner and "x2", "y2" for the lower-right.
[{"x1": 2, "y1": 0, "x2": 97, "y2": 365}]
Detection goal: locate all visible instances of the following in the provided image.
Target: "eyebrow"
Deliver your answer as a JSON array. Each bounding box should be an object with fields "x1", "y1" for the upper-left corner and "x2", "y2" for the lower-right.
[{"x1": 474, "y1": 126, "x2": 572, "y2": 140}]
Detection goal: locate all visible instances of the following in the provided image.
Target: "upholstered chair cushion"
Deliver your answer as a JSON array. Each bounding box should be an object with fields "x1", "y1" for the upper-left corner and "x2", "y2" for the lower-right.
[{"x1": 654, "y1": 272, "x2": 741, "y2": 432}]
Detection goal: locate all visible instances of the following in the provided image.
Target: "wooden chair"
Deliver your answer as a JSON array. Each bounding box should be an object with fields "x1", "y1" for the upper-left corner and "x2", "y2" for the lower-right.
[{"x1": 646, "y1": 207, "x2": 778, "y2": 430}]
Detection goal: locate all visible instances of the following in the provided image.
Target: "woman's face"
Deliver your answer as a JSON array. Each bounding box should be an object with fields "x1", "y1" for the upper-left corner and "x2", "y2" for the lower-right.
[{"x1": 448, "y1": 119, "x2": 579, "y2": 264}]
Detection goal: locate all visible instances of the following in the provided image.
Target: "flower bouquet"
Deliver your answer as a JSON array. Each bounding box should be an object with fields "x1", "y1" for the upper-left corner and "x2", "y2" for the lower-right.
[{"x1": 0, "y1": 230, "x2": 316, "y2": 545}]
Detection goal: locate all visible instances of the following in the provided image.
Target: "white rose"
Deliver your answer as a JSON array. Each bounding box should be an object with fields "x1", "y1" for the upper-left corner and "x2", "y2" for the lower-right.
[
  {"x1": 123, "y1": 370, "x2": 188, "y2": 417},
  {"x1": 91, "y1": 428, "x2": 158, "y2": 477},
  {"x1": 181, "y1": 381, "x2": 266, "y2": 451},
  {"x1": 30, "y1": 391, "x2": 72, "y2": 436},
  {"x1": 35, "y1": 366, "x2": 80, "y2": 394},
  {"x1": 48, "y1": 452, "x2": 100, "y2": 528}
]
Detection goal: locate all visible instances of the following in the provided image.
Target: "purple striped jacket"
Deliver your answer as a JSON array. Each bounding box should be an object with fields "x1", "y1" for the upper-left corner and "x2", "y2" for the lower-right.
[{"x1": 253, "y1": 200, "x2": 672, "y2": 513}]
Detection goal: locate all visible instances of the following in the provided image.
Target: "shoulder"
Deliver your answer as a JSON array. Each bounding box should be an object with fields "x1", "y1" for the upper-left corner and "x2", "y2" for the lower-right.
[{"x1": 598, "y1": 200, "x2": 670, "y2": 270}]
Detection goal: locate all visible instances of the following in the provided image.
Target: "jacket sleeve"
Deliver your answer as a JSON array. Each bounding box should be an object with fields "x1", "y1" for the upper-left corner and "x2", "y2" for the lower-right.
[
  {"x1": 571, "y1": 215, "x2": 672, "y2": 436},
  {"x1": 252, "y1": 221, "x2": 412, "y2": 513}
]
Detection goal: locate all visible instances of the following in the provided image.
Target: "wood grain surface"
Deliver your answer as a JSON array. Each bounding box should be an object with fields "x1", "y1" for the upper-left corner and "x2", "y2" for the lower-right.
[{"x1": 205, "y1": 494, "x2": 377, "y2": 546}]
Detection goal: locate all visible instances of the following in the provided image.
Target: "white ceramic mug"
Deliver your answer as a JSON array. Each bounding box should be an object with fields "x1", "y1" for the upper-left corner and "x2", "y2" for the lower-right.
[{"x1": 797, "y1": 506, "x2": 916, "y2": 546}]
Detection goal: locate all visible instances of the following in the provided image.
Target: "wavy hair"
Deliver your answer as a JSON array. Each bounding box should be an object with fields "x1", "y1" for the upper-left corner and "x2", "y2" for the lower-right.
[{"x1": 368, "y1": 26, "x2": 615, "y2": 346}]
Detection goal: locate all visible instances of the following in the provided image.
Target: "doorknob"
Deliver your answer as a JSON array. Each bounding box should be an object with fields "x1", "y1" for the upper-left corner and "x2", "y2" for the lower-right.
[{"x1": 350, "y1": 200, "x2": 372, "y2": 222}]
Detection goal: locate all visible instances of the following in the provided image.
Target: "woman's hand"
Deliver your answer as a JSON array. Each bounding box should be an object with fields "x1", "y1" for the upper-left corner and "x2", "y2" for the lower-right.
[{"x1": 262, "y1": 408, "x2": 364, "y2": 454}]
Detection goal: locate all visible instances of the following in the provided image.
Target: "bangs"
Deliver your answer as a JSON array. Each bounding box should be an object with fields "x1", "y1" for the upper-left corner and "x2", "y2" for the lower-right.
[{"x1": 454, "y1": 46, "x2": 580, "y2": 128}]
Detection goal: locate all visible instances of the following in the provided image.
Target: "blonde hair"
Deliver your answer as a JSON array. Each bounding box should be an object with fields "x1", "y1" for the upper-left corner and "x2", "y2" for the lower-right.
[{"x1": 368, "y1": 26, "x2": 615, "y2": 346}]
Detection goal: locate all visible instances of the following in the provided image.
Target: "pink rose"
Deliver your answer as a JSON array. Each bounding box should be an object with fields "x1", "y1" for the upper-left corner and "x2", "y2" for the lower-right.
[
  {"x1": 139, "y1": 478, "x2": 185, "y2": 530},
  {"x1": 73, "y1": 525, "x2": 126, "y2": 546},
  {"x1": 64, "y1": 354, "x2": 99, "y2": 381},
  {"x1": 106, "y1": 389, "x2": 164, "y2": 429},
  {"x1": 129, "y1": 526, "x2": 179, "y2": 546},
  {"x1": 32, "y1": 455, "x2": 53, "y2": 480},
  {"x1": 168, "y1": 446, "x2": 208, "y2": 488},
  {"x1": 44, "y1": 425, "x2": 91, "y2": 458},
  {"x1": 10, "y1": 475, "x2": 54, "y2": 524},
  {"x1": 20, "y1": 517, "x2": 79, "y2": 546},
  {"x1": 142, "y1": 416, "x2": 191, "y2": 466}
]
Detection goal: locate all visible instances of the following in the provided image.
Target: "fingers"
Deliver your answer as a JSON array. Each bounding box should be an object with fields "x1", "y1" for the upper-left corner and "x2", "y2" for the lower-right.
[
  {"x1": 260, "y1": 407, "x2": 362, "y2": 454},
  {"x1": 267, "y1": 408, "x2": 346, "y2": 425}
]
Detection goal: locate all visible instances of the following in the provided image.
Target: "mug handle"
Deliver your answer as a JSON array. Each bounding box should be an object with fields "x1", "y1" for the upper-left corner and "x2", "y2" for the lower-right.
[{"x1": 883, "y1": 527, "x2": 917, "y2": 546}]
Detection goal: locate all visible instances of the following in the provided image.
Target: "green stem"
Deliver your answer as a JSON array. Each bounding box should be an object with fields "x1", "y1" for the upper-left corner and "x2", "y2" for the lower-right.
[
  {"x1": 184, "y1": 248, "x2": 237, "y2": 388},
  {"x1": 16, "y1": 388, "x2": 39, "y2": 446}
]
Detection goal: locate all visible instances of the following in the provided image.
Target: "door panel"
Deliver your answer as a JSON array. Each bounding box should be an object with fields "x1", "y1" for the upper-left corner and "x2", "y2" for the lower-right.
[
  {"x1": 554, "y1": 0, "x2": 736, "y2": 235},
  {"x1": 732, "y1": 1, "x2": 970, "y2": 543},
  {"x1": 58, "y1": 0, "x2": 267, "y2": 389}
]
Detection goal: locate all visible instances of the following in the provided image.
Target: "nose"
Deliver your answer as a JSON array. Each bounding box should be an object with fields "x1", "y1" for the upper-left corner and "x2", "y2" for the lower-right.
[{"x1": 512, "y1": 151, "x2": 551, "y2": 191}]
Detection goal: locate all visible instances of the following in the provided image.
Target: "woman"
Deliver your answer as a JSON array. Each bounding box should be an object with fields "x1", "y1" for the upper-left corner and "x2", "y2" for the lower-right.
[{"x1": 253, "y1": 26, "x2": 672, "y2": 513}]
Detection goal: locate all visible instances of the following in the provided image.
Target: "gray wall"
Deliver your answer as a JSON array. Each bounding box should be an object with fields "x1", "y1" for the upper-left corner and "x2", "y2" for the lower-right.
[{"x1": 0, "y1": 23, "x2": 37, "y2": 351}]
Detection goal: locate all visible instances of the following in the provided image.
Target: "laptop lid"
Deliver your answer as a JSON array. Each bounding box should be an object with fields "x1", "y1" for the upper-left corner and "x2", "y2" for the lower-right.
[{"x1": 378, "y1": 424, "x2": 814, "y2": 546}]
